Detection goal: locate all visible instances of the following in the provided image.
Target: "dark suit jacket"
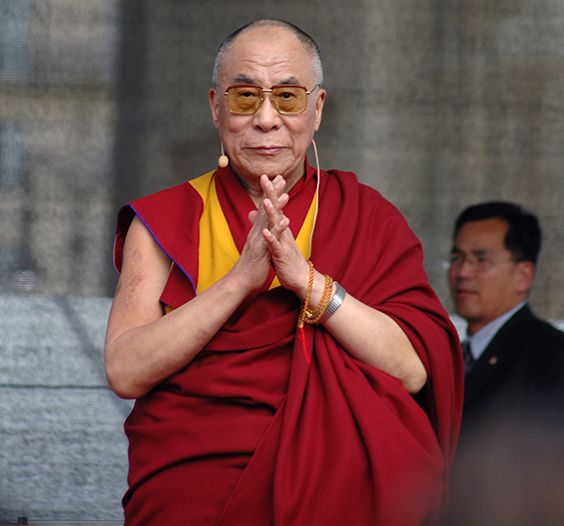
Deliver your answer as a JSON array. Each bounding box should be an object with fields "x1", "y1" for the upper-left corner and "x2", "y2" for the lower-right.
[
  {"x1": 447, "y1": 305, "x2": 564, "y2": 525},
  {"x1": 462, "y1": 304, "x2": 564, "y2": 432}
]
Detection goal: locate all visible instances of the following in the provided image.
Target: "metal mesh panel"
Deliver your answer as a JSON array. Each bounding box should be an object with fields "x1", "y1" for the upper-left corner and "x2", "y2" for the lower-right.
[{"x1": 0, "y1": 0, "x2": 117, "y2": 295}]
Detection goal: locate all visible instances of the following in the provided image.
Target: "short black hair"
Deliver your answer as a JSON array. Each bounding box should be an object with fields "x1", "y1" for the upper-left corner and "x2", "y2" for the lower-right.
[{"x1": 454, "y1": 201, "x2": 542, "y2": 264}]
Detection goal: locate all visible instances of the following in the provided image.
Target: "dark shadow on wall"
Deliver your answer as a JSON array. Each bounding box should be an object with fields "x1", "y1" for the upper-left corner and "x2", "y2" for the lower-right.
[{"x1": 107, "y1": 0, "x2": 147, "y2": 294}]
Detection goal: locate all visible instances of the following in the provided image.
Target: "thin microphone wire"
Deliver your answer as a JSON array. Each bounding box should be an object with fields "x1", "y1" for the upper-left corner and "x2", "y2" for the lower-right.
[{"x1": 309, "y1": 138, "x2": 321, "y2": 255}]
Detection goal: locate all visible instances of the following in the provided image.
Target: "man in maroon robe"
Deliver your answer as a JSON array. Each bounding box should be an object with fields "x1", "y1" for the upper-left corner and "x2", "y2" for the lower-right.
[{"x1": 105, "y1": 19, "x2": 463, "y2": 525}]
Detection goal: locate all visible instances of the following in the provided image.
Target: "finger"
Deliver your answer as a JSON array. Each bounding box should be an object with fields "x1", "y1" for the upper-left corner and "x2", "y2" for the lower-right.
[
  {"x1": 262, "y1": 227, "x2": 276, "y2": 244},
  {"x1": 261, "y1": 174, "x2": 286, "y2": 201},
  {"x1": 256, "y1": 176, "x2": 288, "y2": 232},
  {"x1": 263, "y1": 189, "x2": 289, "y2": 218},
  {"x1": 262, "y1": 226, "x2": 284, "y2": 248},
  {"x1": 261, "y1": 174, "x2": 284, "y2": 189},
  {"x1": 252, "y1": 197, "x2": 273, "y2": 228},
  {"x1": 276, "y1": 192, "x2": 289, "y2": 208},
  {"x1": 263, "y1": 197, "x2": 285, "y2": 228},
  {"x1": 271, "y1": 215, "x2": 290, "y2": 236},
  {"x1": 249, "y1": 208, "x2": 268, "y2": 230},
  {"x1": 272, "y1": 175, "x2": 286, "y2": 192},
  {"x1": 263, "y1": 216, "x2": 290, "y2": 246},
  {"x1": 259, "y1": 174, "x2": 272, "y2": 195}
]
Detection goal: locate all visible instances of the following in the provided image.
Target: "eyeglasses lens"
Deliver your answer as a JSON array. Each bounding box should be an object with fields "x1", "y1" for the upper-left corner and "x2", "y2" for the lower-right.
[{"x1": 226, "y1": 86, "x2": 308, "y2": 115}]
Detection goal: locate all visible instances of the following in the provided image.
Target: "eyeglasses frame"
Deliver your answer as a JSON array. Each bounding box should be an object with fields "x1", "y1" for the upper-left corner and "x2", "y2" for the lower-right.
[{"x1": 223, "y1": 84, "x2": 320, "y2": 115}]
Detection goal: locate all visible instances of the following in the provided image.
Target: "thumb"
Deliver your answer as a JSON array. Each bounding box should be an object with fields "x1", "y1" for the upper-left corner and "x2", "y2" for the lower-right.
[{"x1": 248, "y1": 209, "x2": 258, "y2": 224}]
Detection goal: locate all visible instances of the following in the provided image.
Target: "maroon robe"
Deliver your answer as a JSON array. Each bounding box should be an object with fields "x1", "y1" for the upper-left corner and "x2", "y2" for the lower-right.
[{"x1": 114, "y1": 162, "x2": 463, "y2": 525}]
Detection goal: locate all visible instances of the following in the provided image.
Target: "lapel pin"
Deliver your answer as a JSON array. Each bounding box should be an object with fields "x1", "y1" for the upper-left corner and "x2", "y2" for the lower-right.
[{"x1": 488, "y1": 356, "x2": 499, "y2": 366}]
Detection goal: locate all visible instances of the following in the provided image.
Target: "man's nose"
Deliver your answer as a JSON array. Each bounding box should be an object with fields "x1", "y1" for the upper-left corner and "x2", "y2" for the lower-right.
[
  {"x1": 253, "y1": 94, "x2": 282, "y2": 130},
  {"x1": 456, "y1": 257, "x2": 476, "y2": 278}
]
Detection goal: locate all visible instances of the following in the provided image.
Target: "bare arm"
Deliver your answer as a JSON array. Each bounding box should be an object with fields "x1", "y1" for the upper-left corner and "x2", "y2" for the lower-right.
[
  {"x1": 261, "y1": 176, "x2": 427, "y2": 393},
  {"x1": 104, "y1": 178, "x2": 288, "y2": 399},
  {"x1": 319, "y1": 286, "x2": 426, "y2": 393},
  {"x1": 104, "y1": 217, "x2": 254, "y2": 398}
]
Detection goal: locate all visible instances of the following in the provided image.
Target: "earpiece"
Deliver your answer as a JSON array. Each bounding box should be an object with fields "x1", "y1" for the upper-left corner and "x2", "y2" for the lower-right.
[{"x1": 218, "y1": 143, "x2": 229, "y2": 168}]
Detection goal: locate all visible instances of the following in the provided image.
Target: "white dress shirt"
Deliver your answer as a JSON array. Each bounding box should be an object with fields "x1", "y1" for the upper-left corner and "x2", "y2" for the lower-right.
[{"x1": 465, "y1": 302, "x2": 526, "y2": 362}]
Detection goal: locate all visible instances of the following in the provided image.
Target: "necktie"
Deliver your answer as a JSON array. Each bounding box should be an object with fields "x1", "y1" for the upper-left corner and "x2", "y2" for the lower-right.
[{"x1": 462, "y1": 339, "x2": 474, "y2": 373}]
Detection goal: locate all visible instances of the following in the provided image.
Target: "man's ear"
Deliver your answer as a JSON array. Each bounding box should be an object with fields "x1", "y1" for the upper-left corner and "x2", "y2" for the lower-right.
[
  {"x1": 209, "y1": 88, "x2": 220, "y2": 128},
  {"x1": 515, "y1": 261, "x2": 536, "y2": 294},
  {"x1": 314, "y1": 88, "x2": 326, "y2": 132}
]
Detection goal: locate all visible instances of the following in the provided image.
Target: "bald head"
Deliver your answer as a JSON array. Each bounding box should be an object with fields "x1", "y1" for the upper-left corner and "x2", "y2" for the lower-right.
[{"x1": 212, "y1": 19, "x2": 324, "y2": 88}]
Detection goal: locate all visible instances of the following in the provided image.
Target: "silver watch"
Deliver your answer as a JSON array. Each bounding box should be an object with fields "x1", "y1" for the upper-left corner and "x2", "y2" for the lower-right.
[{"x1": 320, "y1": 282, "x2": 346, "y2": 323}]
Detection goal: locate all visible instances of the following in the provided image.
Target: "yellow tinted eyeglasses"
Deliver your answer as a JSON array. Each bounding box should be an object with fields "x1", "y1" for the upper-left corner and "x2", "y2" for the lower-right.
[{"x1": 223, "y1": 84, "x2": 319, "y2": 115}]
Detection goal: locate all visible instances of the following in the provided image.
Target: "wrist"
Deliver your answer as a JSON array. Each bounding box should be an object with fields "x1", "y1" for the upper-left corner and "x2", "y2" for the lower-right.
[
  {"x1": 296, "y1": 261, "x2": 342, "y2": 327},
  {"x1": 294, "y1": 260, "x2": 315, "y2": 299},
  {"x1": 318, "y1": 282, "x2": 346, "y2": 323},
  {"x1": 308, "y1": 275, "x2": 334, "y2": 309},
  {"x1": 227, "y1": 262, "x2": 260, "y2": 296}
]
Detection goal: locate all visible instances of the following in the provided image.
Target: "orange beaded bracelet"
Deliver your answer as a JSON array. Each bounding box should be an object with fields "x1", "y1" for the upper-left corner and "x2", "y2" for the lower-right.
[
  {"x1": 305, "y1": 274, "x2": 334, "y2": 325},
  {"x1": 297, "y1": 261, "x2": 335, "y2": 327},
  {"x1": 297, "y1": 260, "x2": 315, "y2": 329}
]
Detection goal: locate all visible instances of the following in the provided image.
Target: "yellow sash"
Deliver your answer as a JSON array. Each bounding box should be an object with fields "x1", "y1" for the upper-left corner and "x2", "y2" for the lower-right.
[{"x1": 189, "y1": 170, "x2": 317, "y2": 293}]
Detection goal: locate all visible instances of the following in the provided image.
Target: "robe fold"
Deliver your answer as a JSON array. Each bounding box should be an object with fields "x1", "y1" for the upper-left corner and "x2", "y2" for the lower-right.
[{"x1": 114, "y1": 161, "x2": 463, "y2": 525}]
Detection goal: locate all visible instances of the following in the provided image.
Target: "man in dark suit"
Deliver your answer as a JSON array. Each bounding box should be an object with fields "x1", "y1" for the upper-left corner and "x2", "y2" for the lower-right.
[{"x1": 446, "y1": 201, "x2": 564, "y2": 525}]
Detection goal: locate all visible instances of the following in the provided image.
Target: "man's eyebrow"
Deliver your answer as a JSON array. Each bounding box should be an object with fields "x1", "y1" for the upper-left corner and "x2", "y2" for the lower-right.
[
  {"x1": 450, "y1": 247, "x2": 491, "y2": 256},
  {"x1": 232, "y1": 74, "x2": 256, "y2": 84},
  {"x1": 471, "y1": 249, "x2": 491, "y2": 257},
  {"x1": 277, "y1": 77, "x2": 301, "y2": 85}
]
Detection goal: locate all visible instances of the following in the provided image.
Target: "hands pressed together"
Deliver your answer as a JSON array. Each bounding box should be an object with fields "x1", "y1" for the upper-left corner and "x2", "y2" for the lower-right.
[{"x1": 235, "y1": 174, "x2": 311, "y2": 298}]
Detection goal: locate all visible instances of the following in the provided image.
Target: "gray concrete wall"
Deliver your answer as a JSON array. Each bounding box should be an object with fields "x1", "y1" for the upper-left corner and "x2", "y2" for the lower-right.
[{"x1": 0, "y1": 295, "x2": 131, "y2": 522}]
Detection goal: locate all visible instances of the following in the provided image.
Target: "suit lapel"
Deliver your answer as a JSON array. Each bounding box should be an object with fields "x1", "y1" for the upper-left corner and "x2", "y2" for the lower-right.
[{"x1": 464, "y1": 306, "x2": 534, "y2": 407}]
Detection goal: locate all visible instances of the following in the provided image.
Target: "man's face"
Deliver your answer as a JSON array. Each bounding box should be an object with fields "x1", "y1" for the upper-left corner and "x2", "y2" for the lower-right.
[
  {"x1": 448, "y1": 218, "x2": 533, "y2": 334},
  {"x1": 208, "y1": 26, "x2": 326, "y2": 193}
]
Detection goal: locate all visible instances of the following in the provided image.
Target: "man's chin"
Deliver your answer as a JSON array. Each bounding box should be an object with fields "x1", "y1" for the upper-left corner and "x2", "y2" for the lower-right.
[{"x1": 455, "y1": 305, "x2": 480, "y2": 323}]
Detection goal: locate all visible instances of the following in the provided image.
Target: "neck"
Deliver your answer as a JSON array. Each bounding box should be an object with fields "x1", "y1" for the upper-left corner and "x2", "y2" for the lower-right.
[{"x1": 467, "y1": 301, "x2": 527, "y2": 336}]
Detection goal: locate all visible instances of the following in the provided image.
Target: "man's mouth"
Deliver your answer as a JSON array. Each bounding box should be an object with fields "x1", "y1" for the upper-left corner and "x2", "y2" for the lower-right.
[
  {"x1": 249, "y1": 146, "x2": 284, "y2": 155},
  {"x1": 456, "y1": 288, "x2": 477, "y2": 299}
]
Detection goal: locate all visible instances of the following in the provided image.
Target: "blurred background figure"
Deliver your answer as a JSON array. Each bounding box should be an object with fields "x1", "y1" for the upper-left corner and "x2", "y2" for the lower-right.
[{"x1": 446, "y1": 201, "x2": 564, "y2": 525}]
